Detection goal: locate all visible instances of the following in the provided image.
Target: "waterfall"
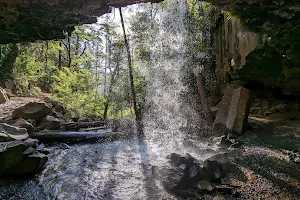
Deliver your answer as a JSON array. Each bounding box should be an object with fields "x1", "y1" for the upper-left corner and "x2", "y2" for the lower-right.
[{"x1": 142, "y1": 0, "x2": 214, "y2": 158}]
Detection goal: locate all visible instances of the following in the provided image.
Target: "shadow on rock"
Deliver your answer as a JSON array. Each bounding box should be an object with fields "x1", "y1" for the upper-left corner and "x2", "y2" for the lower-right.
[{"x1": 160, "y1": 152, "x2": 247, "y2": 199}]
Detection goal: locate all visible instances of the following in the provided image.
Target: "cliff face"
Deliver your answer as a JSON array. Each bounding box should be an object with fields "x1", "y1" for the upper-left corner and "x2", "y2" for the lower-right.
[
  {"x1": 213, "y1": 13, "x2": 264, "y2": 88},
  {"x1": 211, "y1": 0, "x2": 300, "y2": 96},
  {"x1": 0, "y1": 0, "x2": 293, "y2": 44}
]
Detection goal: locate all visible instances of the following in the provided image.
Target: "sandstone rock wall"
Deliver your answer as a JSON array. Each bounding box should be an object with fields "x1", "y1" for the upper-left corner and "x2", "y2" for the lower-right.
[{"x1": 212, "y1": 13, "x2": 264, "y2": 91}]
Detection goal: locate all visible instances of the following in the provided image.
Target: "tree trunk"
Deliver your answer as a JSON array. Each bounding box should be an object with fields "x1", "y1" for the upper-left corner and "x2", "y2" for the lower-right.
[
  {"x1": 67, "y1": 33, "x2": 72, "y2": 68},
  {"x1": 58, "y1": 40, "x2": 62, "y2": 70},
  {"x1": 119, "y1": 8, "x2": 143, "y2": 135}
]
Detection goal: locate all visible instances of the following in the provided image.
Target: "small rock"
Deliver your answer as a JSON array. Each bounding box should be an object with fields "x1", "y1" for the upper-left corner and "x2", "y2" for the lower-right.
[
  {"x1": 23, "y1": 147, "x2": 37, "y2": 155},
  {"x1": 13, "y1": 118, "x2": 35, "y2": 135},
  {"x1": 245, "y1": 171, "x2": 258, "y2": 181},
  {"x1": 269, "y1": 107, "x2": 278, "y2": 113},
  {"x1": 219, "y1": 135, "x2": 233, "y2": 148},
  {"x1": 198, "y1": 180, "x2": 215, "y2": 191},
  {"x1": 38, "y1": 116, "x2": 61, "y2": 130},
  {"x1": 59, "y1": 143, "x2": 71, "y2": 149},
  {"x1": 294, "y1": 157, "x2": 300, "y2": 163},
  {"x1": 53, "y1": 102, "x2": 67, "y2": 114},
  {"x1": 50, "y1": 111, "x2": 64, "y2": 119}
]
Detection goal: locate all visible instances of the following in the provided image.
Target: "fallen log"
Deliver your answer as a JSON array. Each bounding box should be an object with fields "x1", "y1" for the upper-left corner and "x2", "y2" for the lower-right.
[
  {"x1": 32, "y1": 130, "x2": 132, "y2": 144},
  {"x1": 78, "y1": 126, "x2": 108, "y2": 132},
  {"x1": 62, "y1": 121, "x2": 107, "y2": 131}
]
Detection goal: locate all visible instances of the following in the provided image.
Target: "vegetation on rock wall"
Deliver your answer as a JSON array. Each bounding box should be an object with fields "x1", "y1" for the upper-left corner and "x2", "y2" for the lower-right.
[{"x1": 230, "y1": 0, "x2": 300, "y2": 95}]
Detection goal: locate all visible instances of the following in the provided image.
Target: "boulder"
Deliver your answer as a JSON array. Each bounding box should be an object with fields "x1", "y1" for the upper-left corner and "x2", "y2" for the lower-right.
[
  {"x1": 269, "y1": 107, "x2": 278, "y2": 113},
  {"x1": 38, "y1": 116, "x2": 61, "y2": 130},
  {"x1": 53, "y1": 101, "x2": 67, "y2": 114},
  {"x1": 12, "y1": 102, "x2": 52, "y2": 119},
  {"x1": 0, "y1": 139, "x2": 48, "y2": 177},
  {"x1": 0, "y1": 123, "x2": 29, "y2": 140},
  {"x1": 50, "y1": 111, "x2": 64, "y2": 119},
  {"x1": 213, "y1": 86, "x2": 252, "y2": 135},
  {"x1": 0, "y1": 87, "x2": 9, "y2": 104},
  {"x1": 13, "y1": 118, "x2": 35, "y2": 135},
  {"x1": 274, "y1": 103, "x2": 287, "y2": 113}
]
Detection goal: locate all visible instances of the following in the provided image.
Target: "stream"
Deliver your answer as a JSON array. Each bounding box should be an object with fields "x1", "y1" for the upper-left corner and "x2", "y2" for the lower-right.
[{"x1": 0, "y1": 134, "x2": 219, "y2": 200}]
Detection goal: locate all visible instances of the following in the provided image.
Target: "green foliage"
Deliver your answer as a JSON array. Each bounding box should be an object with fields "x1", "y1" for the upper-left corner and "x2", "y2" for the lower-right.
[
  {"x1": 51, "y1": 67, "x2": 105, "y2": 119},
  {"x1": 0, "y1": 44, "x2": 18, "y2": 83},
  {"x1": 0, "y1": 11, "x2": 149, "y2": 120},
  {"x1": 186, "y1": 0, "x2": 214, "y2": 53}
]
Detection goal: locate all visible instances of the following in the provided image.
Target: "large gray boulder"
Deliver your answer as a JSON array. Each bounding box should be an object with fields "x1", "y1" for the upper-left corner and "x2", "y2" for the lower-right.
[
  {"x1": 12, "y1": 102, "x2": 52, "y2": 119},
  {"x1": 0, "y1": 139, "x2": 48, "y2": 177},
  {"x1": 0, "y1": 87, "x2": 9, "y2": 104},
  {"x1": 213, "y1": 86, "x2": 252, "y2": 135},
  {"x1": 0, "y1": 123, "x2": 29, "y2": 140}
]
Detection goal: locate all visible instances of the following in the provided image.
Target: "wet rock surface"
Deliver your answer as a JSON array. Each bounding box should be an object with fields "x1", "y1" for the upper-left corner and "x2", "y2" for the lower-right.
[
  {"x1": 161, "y1": 152, "x2": 240, "y2": 198},
  {"x1": 0, "y1": 139, "x2": 48, "y2": 177}
]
